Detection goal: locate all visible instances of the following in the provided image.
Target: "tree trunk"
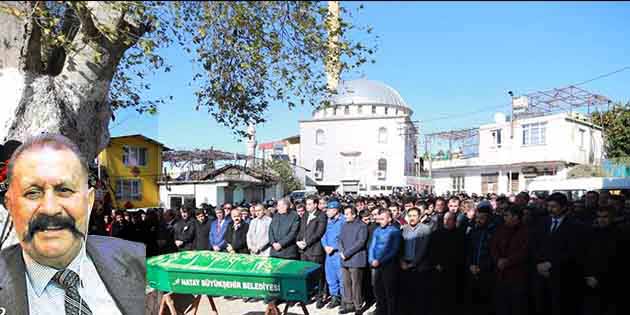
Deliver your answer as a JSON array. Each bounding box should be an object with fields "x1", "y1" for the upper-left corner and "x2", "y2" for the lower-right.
[
  {"x1": 0, "y1": 1, "x2": 147, "y2": 248},
  {"x1": 0, "y1": 1, "x2": 147, "y2": 160}
]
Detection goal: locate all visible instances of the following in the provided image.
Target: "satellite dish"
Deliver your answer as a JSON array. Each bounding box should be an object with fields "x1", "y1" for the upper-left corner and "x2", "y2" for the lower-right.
[{"x1": 494, "y1": 112, "x2": 507, "y2": 123}]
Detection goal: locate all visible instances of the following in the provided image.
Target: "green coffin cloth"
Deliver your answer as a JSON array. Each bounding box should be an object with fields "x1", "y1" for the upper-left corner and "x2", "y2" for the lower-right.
[{"x1": 147, "y1": 251, "x2": 321, "y2": 302}]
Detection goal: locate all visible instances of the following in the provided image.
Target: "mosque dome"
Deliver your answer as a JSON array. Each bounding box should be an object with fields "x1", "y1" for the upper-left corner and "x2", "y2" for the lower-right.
[{"x1": 331, "y1": 79, "x2": 410, "y2": 109}]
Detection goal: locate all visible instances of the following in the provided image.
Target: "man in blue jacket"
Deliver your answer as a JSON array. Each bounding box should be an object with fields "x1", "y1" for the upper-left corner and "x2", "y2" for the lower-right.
[
  {"x1": 209, "y1": 207, "x2": 230, "y2": 251},
  {"x1": 368, "y1": 208, "x2": 402, "y2": 315},
  {"x1": 321, "y1": 199, "x2": 345, "y2": 309},
  {"x1": 338, "y1": 206, "x2": 368, "y2": 314}
]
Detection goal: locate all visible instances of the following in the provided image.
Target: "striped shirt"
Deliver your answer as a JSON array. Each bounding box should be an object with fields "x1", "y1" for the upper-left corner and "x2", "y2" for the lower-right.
[{"x1": 23, "y1": 241, "x2": 123, "y2": 315}]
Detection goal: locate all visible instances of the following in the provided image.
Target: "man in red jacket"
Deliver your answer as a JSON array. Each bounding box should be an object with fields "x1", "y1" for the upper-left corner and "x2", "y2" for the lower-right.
[{"x1": 491, "y1": 206, "x2": 529, "y2": 315}]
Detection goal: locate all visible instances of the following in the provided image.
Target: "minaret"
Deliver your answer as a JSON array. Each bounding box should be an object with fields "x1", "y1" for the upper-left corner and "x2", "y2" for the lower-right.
[
  {"x1": 326, "y1": 1, "x2": 341, "y2": 92},
  {"x1": 246, "y1": 123, "x2": 257, "y2": 165}
]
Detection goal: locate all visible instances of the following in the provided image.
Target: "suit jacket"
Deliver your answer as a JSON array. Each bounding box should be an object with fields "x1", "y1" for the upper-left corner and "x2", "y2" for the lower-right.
[
  {"x1": 225, "y1": 221, "x2": 250, "y2": 254},
  {"x1": 174, "y1": 218, "x2": 196, "y2": 251},
  {"x1": 532, "y1": 215, "x2": 585, "y2": 287},
  {"x1": 269, "y1": 211, "x2": 301, "y2": 259},
  {"x1": 157, "y1": 219, "x2": 178, "y2": 254},
  {"x1": 193, "y1": 219, "x2": 211, "y2": 250},
  {"x1": 490, "y1": 222, "x2": 529, "y2": 285},
  {"x1": 0, "y1": 235, "x2": 146, "y2": 315},
  {"x1": 338, "y1": 220, "x2": 368, "y2": 268},
  {"x1": 297, "y1": 210, "x2": 327, "y2": 258}
]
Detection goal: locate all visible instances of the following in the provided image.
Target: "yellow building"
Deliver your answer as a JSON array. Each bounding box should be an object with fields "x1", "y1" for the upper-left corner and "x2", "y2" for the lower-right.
[{"x1": 97, "y1": 134, "x2": 170, "y2": 209}]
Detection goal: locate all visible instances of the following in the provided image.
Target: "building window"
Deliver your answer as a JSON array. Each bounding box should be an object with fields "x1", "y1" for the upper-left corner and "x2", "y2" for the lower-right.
[
  {"x1": 451, "y1": 176, "x2": 465, "y2": 192},
  {"x1": 491, "y1": 129, "x2": 502, "y2": 147},
  {"x1": 315, "y1": 159, "x2": 324, "y2": 180},
  {"x1": 344, "y1": 105, "x2": 350, "y2": 115},
  {"x1": 122, "y1": 146, "x2": 148, "y2": 166},
  {"x1": 372, "y1": 105, "x2": 376, "y2": 114},
  {"x1": 578, "y1": 128, "x2": 585, "y2": 149},
  {"x1": 481, "y1": 173, "x2": 499, "y2": 194},
  {"x1": 378, "y1": 158, "x2": 387, "y2": 171},
  {"x1": 384, "y1": 107, "x2": 389, "y2": 115},
  {"x1": 378, "y1": 127, "x2": 388, "y2": 144},
  {"x1": 116, "y1": 179, "x2": 142, "y2": 200},
  {"x1": 315, "y1": 129, "x2": 325, "y2": 145},
  {"x1": 396, "y1": 108, "x2": 399, "y2": 115},
  {"x1": 522, "y1": 122, "x2": 546, "y2": 146},
  {"x1": 358, "y1": 105, "x2": 363, "y2": 114}
]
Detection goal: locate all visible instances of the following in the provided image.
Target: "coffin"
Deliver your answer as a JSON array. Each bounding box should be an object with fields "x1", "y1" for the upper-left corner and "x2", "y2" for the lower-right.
[{"x1": 147, "y1": 251, "x2": 321, "y2": 303}]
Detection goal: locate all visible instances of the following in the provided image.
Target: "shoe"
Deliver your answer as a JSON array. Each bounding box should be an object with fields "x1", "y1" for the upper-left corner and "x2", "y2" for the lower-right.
[
  {"x1": 354, "y1": 310, "x2": 364, "y2": 315},
  {"x1": 327, "y1": 296, "x2": 341, "y2": 309},
  {"x1": 316, "y1": 298, "x2": 327, "y2": 309}
]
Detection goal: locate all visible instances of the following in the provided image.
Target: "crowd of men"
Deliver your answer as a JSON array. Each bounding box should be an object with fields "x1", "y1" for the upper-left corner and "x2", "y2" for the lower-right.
[{"x1": 89, "y1": 190, "x2": 630, "y2": 315}]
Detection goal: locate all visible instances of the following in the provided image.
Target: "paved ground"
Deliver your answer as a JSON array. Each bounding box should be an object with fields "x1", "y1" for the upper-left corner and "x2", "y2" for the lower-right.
[{"x1": 192, "y1": 296, "x2": 377, "y2": 315}]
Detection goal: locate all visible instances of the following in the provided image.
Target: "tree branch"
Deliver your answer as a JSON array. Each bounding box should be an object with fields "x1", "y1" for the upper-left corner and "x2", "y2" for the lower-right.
[
  {"x1": 19, "y1": 1, "x2": 42, "y2": 73},
  {"x1": 45, "y1": 4, "x2": 81, "y2": 75}
]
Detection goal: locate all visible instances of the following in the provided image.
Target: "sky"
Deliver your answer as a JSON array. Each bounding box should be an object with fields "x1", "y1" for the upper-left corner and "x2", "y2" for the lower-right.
[{"x1": 110, "y1": 1, "x2": 630, "y2": 154}]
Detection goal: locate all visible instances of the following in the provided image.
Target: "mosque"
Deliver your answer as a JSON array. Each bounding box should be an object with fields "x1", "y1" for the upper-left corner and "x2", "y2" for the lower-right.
[{"x1": 299, "y1": 78, "x2": 427, "y2": 195}]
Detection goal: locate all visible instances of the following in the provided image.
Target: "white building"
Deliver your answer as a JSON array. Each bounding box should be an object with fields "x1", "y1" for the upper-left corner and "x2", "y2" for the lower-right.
[
  {"x1": 157, "y1": 165, "x2": 284, "y2": 209},
  {"x1": 430, "y1": 112, "x2": 603, "y2": 195},
  {"x1": 300, "y1": 79, "x2": 425, "y2": 195},
  {"x1": 258, "y1": 135, "x2": 301, "y2": 166}
]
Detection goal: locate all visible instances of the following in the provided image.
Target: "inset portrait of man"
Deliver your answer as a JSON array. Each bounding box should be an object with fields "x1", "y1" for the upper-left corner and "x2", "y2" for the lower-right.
[{"x1": 0, "y1": 134, "x2": 146, "y2": 315}]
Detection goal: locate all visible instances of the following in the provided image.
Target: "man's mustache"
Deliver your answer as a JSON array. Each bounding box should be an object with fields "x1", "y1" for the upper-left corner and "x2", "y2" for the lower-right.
[{"x1": 23, "y1": 214, "x2": 85, "y2": 242}]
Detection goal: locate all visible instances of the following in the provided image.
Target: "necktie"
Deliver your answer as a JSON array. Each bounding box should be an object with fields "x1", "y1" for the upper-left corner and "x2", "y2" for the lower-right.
[
  {"x1": 550, "y1": 219, "x2": 559, "y2": 233},
  {"x1": 52, "y1": 269, "x2": 93, "y2": 315}
]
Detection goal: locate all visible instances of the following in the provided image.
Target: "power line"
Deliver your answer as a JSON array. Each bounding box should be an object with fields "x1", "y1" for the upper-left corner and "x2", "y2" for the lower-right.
[
  {"x1": 421, "y1": 103, "x2": 510, "y2": 123},
  {"x1": 571, "y1": 65, "x2": 630, "y2": 87},
  {"x1": 419, "y1": 66, "x2": 630, "y2": 127}
]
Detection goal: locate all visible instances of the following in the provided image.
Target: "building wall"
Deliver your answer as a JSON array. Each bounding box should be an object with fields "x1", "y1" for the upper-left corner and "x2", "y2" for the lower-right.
[
  {"x1": 158, "y1": 183, "x2": 222, "y2": 209},
  {"x1": 98, "y1": 136, "x2": 164, "y2": 208},
  {"x1": 300, "y1": 116, "x2": 412, "y2": 193},
  {"x1": 474, "y1": 113, "x2": 603, "y2": 166},
  {"x1": 430, "y1": 113, "x2": 604, "y2": 196}
]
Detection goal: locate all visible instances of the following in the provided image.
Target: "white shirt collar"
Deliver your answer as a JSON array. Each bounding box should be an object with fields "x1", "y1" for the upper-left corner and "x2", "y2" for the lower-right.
[{"x1": 22, "y1": 240, "x2": 86, "y2": 297}]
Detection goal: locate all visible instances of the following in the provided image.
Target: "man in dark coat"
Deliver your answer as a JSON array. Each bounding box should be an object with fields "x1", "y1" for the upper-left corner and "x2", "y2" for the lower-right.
[
  {"x1": 174, "y1": 207, "x2": 196, "y2": 251},
  {"x1": 431, "y1": 197, "x2": 447, "y2": 231},
  {"x1": 491, "y1": 206, "x2": 529, "y2": 315},
  {"x1": 265, "y1": 198, "x2": 301, "y2": 311},
  {"x1": 225, "y1": 208, "x2": 250, "y2": 254},
  {"x1": 88, "y1": 200, "x2": 108, "y2": 236},
  {"x1": 465, "y1": 205, "x2": 497, "y2": 315},
  {"x1": 338, "y1": 206, "x2": 368, "y2": 314},
  {"x1": 296, "y1": 195, "x2": 328, "y2": 308},
  {"x1": 127, "y1": 211, "x2": 147, "y2": 244},
  {"x1": 360, "y1": 209, "x2": 377, "y2": 308},
  {"x1": 193, "y1": 208, "x2": 211, "y2": 250},
  {"x1": 110, "y1": 210, "x2": 132, "y2": 240},
  {"x1": 430, "y1": 211, "x2": 466, "y2": 315},
  {"x1": 532, "y1": 192, "x2": 586, "y2": 315},
  {"x1": 582, "y1": 206, "x2": 620, "y2": 315},
  {"x1": 269, "y1": 198, "x2": 301, "y2": 259},
  {"x1": 157, "y1": 209, "x2": 179, "y2": 254}
]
